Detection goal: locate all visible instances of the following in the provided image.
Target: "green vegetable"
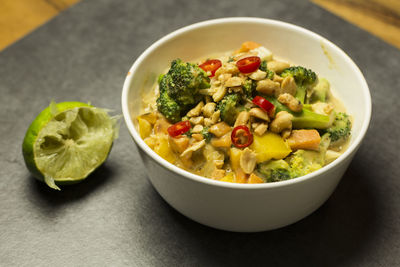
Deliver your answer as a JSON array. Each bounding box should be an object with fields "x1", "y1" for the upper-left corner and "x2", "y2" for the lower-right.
[
  {"x1": 157, "y1": 59, "x2": 210, "y2": 122},
  {"x1": 259, "y1": 60, "x2": 267, "y2": 71},
  {"x1": 310, "y1": 78, "x2": 330, "y2": 103},
  {"x1": 265, "y1": 96, "x2": 334, "y2": 129},
  {"x1": 156, "y1": 90, "x2": 181, "y2": 123},
  {"x1": 281, "y1": 66, "x2": 317, "y2": 104},
  {"x1": 157, "y1": 74, "x2": 165, "y2": 84},
  {"x1": 201, "y1": 127, "x2": 213, "y2": 142},
  {"x1": 288, "y1": 133, "x2": 331, "y2": 177},
  {"x1": 242, "y1": 80, "x2": 256, "y2": 99},
  {"x1": 257, "y1": 134, "x2": 333, "y2": 182},
  {"x1": 218, "y1": 94, "x2": 241, "y2": 125},
  {"x1": 257, "y1": 159, "x2": 292, "y2": 182},
  {"x1": 259, "y1": 60, "x2": 274, "y2": 79},
  {"x1": 325, "y1": 112, "x2": 351, "y2": 144}
]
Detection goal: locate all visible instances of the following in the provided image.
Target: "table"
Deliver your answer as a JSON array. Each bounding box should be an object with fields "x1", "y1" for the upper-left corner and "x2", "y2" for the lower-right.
[{"x1": 1, "y1": 0, "x2": 399, "y2": 266}]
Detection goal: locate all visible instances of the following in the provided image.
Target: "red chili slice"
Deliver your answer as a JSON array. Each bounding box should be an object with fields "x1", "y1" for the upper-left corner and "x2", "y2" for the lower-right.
[
  {"x1": 167, "y1": 121, "x2": 191, "y2": 137},
  {"x1": 236, "y1": 56, "x2": 261, "y2": 73},
  {"x1": 252, "y1": 96, "x2": 274, "y2": 113},
  {"x1": 199, "y1": 59, "x2": 222, "y2": 77},
  {"x1": 231, "y1": 125, "x2": 253, "y2": 148}
]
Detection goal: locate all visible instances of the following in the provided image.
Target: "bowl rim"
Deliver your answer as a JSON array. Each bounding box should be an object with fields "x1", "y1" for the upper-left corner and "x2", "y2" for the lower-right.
[{"x1": 121, "y1": 17, "x2": 372, "y2": 190}]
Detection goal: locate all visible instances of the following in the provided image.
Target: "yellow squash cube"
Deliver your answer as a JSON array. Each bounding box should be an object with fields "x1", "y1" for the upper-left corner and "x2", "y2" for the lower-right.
[{"x1": 250, "y1": 132, "x2": 292, "y2": 162}]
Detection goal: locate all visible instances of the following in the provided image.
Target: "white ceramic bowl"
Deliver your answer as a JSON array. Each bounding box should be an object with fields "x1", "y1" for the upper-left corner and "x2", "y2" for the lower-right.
[{"x1": 122, "y1": 18, "x2": 371, "y2": 232}]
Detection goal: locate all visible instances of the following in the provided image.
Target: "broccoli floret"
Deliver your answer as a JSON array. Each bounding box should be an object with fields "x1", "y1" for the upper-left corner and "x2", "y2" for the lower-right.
[
  {"x1": 257, "y1": 134, "x2": 332, "y2": 181},
  {"x1": 264, "y1": 96, "x2": 334, "y2": 129},
  {"x1": 259, "y1": 60, "x2": 274, "y2": 79},
  {"x1": 218, "y1": 94, "x2": 240, "y2": 125},
  {"x1": 156, "y1": 90, "x2": 181, "y2": 123},
  {"x1": 157, "y1": 59, "x2": 210, "y2": 122},
  {"x1": 201, "y1": 127, "x2": 213, "y2": 142},
  {"x1": 309, "y1": 78, "x2": 330, "y2": 103},
  {"x1": 281, "y1": 66, "x2": 317, "y2": 104},
  {"x1": 289, "y1": 133, "x2": 331, "y2": 177},
  {"x1": 259, "y1": 60, "x2": 267, "y2": 71},
  {"x1": 292, "y1": 105, "x2": 334, "y2": 129},
  {"x1": 157, "y1": 74, "x2": 165, "y2": 84},
  {"x1": 257, "y1": 160, "x2": 293, "y2": 182},
  {"x1": 242, "y1": 80, "x2": 256, "y2": 99},
  {"x1": 326, "y1": 112, "x2": 351, "y2": 144}
]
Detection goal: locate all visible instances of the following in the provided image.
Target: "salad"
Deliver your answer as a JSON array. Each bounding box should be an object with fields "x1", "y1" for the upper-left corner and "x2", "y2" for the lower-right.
[{"x1": 136, "y1": 41, "x2": 352, "y2": 183}]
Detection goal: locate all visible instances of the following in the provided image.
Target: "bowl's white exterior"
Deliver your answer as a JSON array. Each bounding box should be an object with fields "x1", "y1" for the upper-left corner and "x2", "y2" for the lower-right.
[{"x1": 122, "y1": 18, "x2": 371, "y2": 232}]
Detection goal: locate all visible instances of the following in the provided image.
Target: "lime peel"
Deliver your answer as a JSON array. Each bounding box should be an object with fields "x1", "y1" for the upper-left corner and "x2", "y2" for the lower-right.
[{"x1": 22, "y1": 101, "x2": 120, "y2": 190}]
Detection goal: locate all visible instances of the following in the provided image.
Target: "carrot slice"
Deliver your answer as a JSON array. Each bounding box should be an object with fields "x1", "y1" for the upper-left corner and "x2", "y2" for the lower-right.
[
  {"x1": 236, "y1": 41, "x2": 261, "y2": 53},
  {"x1": 248, "y1": 173, "x2": 264, "y2": 184},
  {"x1": 235, "y1": 168, "x2": 248, "y2": 183},
  {"x1": 287, "y1": 129, "x2": 321, "y2": 151}
]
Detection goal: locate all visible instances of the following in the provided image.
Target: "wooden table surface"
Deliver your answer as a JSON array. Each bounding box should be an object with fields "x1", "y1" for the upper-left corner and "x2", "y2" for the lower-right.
[{"x1": 1, "y1": 0, "x2": 400, "y2": 51}]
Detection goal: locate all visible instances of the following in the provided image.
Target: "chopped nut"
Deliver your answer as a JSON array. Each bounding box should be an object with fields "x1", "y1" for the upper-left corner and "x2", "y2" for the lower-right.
[
  {"x1": 240, "y1": 148, "x2": 257, "y2": 174},
  {"x1": 214, "y1": 63, "x2": 239, "y2": 77},
  {"x1": 281, "y1": 129, "x2": 292, "y2": 140},
  {"x1": 189, "y1": 116, "x2": 204, "y2": 125},
  {"x1": 270, "y1": 111, "x2": 293, "y2": 133},
  {"x1": 234, "y1": 111, "x2": 250, "y2": 127},
  {"x1": 249, "y1": 108, "x2": 270, "y2": 121},
  {"x1": 218, "y1": 73, "x2": 232, "y2": 83},
  {"x1": 199, "y1": 88, "x2": 217, "y2": 96},
  {"x1": 211, "y1": 133, "x2": 232, "y2": 148},
  {"x1": 267, "y1": 61, "x2": 290, "y2": 73},
  {"x1": 212, "y1": 79, "x2": 222, "y2": 87},
  {"x1": 209, "y1": 122, "x2": 231, "y2": 137},
  {"x1": 210, "y1": 110, "x2": 220, "y2": 124},
  {"x1": 191, "y1": 133, "x2": 204, "y2": 141},
  {"x1": 181, "y1": 140, "x2": 206, "y2": 158},
  {"x1": 204, "y1": 118, "x2": 213, "y2": 127},
  {"x1": 229, "y1": 86, "x2": 243, "y2": 93},
  {"x1": 254, "y1": 123, "x2": 268, "y2": 136},
  {"x1": 273, "y1": 74, "x2": 284, "y2": 83},
  {"x1": 192, "y1": 124, "x2": 204, "y2": 133},
  {"x1": 186, "y1": 101, "x2": 204, "y2": 117},
  {"x1": 225, "y1": 76, "x2": 243, "y2": 87},
  {"x1": 212, "y1": 86, "x2": 227, "y2": 102},
  {"x1": 278, "y1": 93, "x2": 303, "y2": 112},
  {"x1": 276, "y1": 76, "x2": 297, "y2": 97},
  {"x1": 249, "y1": 69, "x2": 267, "y2": 80},
  {"x1": 252, "y1": 122, "x2": 260, "y2": 129},
  {"x1": 202, "y1": 102, "x2": 217, "y2": 117},
  {"x1": 256, "y1": 79, "x2": 280, "y2": 95}
]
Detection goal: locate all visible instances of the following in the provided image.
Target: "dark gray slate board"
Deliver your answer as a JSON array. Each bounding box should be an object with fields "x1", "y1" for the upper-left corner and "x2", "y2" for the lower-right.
[{"x1": 1, "y1": 0, "x2": 399, "y2": 266}]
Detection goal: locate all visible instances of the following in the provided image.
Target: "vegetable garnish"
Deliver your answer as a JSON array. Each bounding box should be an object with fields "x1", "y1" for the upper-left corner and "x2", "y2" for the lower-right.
[
  {"x1": 252, "y1": 96, "x2": 274, "y2": 113},
  {"x1": 199, "y1": 59, "x2": 222, "y2": 77},
  {"x1": 236, "y1": 56, "x2": 261, "y2": 73},
  {"x1": 167, "y1": 120, "x2": 191, "y2": 137},
  {"x1": 231, "y1": 125, "x2": 253, "y2": 148}
]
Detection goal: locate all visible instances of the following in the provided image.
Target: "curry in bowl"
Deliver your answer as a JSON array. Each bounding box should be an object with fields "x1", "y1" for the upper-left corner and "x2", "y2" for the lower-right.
[{"x1": 136, "y1": 41, "x2": 351, "y2": 184}]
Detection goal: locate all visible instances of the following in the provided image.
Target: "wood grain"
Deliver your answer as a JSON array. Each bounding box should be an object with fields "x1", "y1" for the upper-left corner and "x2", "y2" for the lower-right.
[
  {"x1": 0, "y1": 0, "x2": 80, "y2": 51},
  {"x1": 313, "y1": 0, "x2": 400, "y2": 49},
  {"x1": 1, "y1": 0, "x2": 400, "y2": 51}
]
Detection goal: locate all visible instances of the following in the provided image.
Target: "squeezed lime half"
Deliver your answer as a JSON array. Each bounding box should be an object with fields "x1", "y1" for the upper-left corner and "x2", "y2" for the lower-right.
[{"x1": 22, "y1": 101, "x2": 119, "y2": 190}]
